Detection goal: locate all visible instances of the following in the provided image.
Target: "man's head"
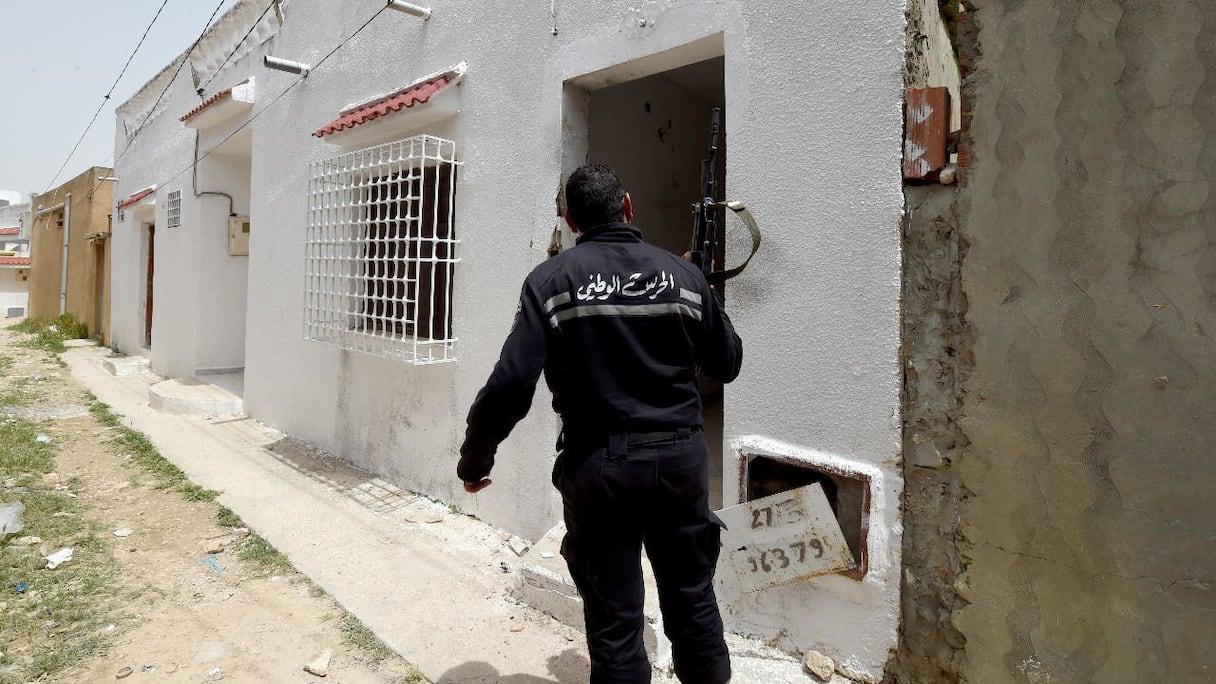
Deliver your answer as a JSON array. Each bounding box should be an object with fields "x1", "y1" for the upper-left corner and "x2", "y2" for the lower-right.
[{"x1": 563, "y1": 164, "x2": 633, "y2": 233}]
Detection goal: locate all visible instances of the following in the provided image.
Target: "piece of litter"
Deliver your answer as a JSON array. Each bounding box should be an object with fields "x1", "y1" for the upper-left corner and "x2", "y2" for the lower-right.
[
  {"x1": 13, "y1": 582, "x2": 28, "y2": 594},
  {"x1": 44, "y1": 548, "x2": 74, "y2": 570},
  {"x1": 269, "y1": 575, "x2": 281, "y2": 582},
  {"x1": 0, "y1": 501, "x2": 25, "y2": 535},
  {"x1": 207, "y1": 666, "x2": 223, "y2": 679},
  {"x1": 540, "y1": 551, "x2": 555, "y2": 559},
  {"x1": 12, "y1": 535, "x2": 42, "y2": 546},
  {"x1": 113, "y1": 529, "x2": 133, "y2": 538},
  {"x1": 116, "y1": 665, "x2": 133, "y2": 679},
  {"x1": 201, "y1": 554, "x2": 224, "y2": 576},
  {"x1": 499, "y1": 561, "x2": 510, "y2": 573},
  {"x1": 35, "y1": 434, "x2": 51, "y2": 444},
  {"x1": 507, "y1": 537, "x2": 531, "y2": 557},
  {"x1": 510, "y1": 624, "x2": 525, "y2": 633},
  {"x1": 107, "y1": 624, "x2": 116, "y2": 631},
  {"x1": 143, "y1": 664, "x2": 156, "y2": 673},
  {"x1": 304, "y1": 648, "x2": 333, "y2": 677}
]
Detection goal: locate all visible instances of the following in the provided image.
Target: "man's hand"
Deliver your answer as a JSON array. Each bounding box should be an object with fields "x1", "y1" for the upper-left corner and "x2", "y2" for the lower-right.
[{"x1": 463, "y1": 478, "x2": 492, "y2": 494}]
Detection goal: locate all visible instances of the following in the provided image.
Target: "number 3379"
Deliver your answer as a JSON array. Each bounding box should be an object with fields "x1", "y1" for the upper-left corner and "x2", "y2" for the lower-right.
[{"x1": 744, "y1": 539, "x2": 825, "y2": 573}]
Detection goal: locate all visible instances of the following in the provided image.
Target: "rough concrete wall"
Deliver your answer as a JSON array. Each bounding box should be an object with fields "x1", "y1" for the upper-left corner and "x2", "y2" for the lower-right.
[
  {"x1": 26, "y1": 167, "x2": 112, "y2": 334},
  {"x1": 895, "y1": 184, "x2": 969, "y2": 682},
  {"x1": 950, "y1": 1, "x2": 1216, "y2": 681}
]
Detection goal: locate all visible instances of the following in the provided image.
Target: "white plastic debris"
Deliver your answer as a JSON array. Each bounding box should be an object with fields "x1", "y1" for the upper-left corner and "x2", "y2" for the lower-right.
[
  {"x1": 0, "y1": 502, "x2": 25, "y2": 535},
  {"x1": 113, "y1": 529, "x2": 133, "y2": 538},
  {"x1": 507, "y1": 537, "x2": 531, "y2": 557},
  {"x1": 303, "y1": 649, "x2": 333, "y2": 677},
  {"x1": 43, "y1": 547, "x2": 74, "y2": 570},
  {"x1": 35, "y1": 433, "x2": 51, "y2": 444},
  {"x1": 540, "y1": 551, "x2": 555, "y2": 559}
]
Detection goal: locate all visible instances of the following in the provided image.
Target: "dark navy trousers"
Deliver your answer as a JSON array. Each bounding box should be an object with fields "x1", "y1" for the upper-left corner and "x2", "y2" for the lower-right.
[{"x1": 554, "y1": 428, "x2": 731, "y2": 684}]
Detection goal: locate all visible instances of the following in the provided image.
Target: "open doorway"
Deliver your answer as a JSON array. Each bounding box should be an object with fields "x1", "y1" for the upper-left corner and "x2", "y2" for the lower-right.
[
  {"x1": 569, "y1": 51, "x2": 728, "y2": 506},
  {"x1": 144, "y1": 223, "x2": 154, "y2": 347}
]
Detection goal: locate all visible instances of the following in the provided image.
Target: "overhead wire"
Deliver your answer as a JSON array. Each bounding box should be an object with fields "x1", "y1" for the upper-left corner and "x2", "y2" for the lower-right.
[
  {"x1": 148, "y1": 3, "x2": 392, "y2": 195},
  {"x1": 106, "y1": 0, "x2": 233, "y2": 184},
  {"x1": 43, "y1": 0, "x2": 174, "y2": 192}
]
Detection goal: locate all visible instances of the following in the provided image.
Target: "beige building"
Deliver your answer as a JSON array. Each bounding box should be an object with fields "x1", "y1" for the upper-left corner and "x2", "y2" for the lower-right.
[{"x1": 28, "y1": 167, "x2": 113, "y2": 340}]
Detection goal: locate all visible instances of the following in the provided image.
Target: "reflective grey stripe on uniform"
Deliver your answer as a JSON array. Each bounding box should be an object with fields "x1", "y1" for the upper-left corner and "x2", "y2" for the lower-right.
[
  {"x1": 548, "y1": 301, "x2": 703, "y2": 329},
  {"x1": 544, "y1": 291, "x2": 572, "y2": 313},
  {"x1": 678, "y1": 288, "x2": 702, "y2": 305}
]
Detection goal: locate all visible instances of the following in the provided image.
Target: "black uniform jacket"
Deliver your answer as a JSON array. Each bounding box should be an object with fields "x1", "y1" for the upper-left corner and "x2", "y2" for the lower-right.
[{"x1": 457, "y1": 222, "x2": 742, "y2": 483}]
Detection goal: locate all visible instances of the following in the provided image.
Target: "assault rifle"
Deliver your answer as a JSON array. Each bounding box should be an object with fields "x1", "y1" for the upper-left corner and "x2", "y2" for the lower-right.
[{"x1": 688, "y1": 107, "x2": 762, "y2": 285}]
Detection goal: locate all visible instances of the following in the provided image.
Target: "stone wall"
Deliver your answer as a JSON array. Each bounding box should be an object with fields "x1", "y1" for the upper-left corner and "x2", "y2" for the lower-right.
[{"x1": 896, "y1": 1, "x2": 1216, "y2": 681}]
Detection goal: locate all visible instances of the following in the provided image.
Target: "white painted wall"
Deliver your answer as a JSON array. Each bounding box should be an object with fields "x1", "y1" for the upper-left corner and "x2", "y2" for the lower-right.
[
  {"x1": 114, "y1": 0, "x2": 906, "y2": 678},
  {"x1": 0, "y1": 268, "x2": 28, "y2": 313},
  {"x1": 193, "y1": 149, "x2": 251, "y2": 373}
]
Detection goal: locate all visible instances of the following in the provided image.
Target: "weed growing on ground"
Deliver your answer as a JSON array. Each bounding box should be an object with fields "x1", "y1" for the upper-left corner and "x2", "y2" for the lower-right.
[
  {"x1": 0, "y1": 419, "x2": 56, "y2": 481},
  {"x1": 237, "y1": 535, "x2": 295, "y2": 577},
  {"x1": 12, "y1": 314, "x2": 89, "y2": 356},
  {"x1": 0, "y1": 423, "x2": 125, "y2": 682},
  {"x1": 215, "y1": 506, "x2": 244, "y2": 528},
  {"x1": 339, "y1": 614, "x2": 397, "y2": 668}
]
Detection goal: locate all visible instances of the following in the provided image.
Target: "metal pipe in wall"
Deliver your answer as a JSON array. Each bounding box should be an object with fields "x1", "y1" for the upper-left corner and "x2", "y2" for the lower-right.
[{"x1": 60, "y1": 192, "x2": 70, "y2": 315}]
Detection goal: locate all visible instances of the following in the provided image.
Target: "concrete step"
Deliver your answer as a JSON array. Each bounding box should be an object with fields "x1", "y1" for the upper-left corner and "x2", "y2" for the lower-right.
[
  {"x1": 99, "y1": 354, "x2": 150, "y2": 377},
  {"x1": 515, "y1": 523, "x2": 672, "y2": 670},
  {"x1": 148, "y1": 376, "x2": 244, "y2": 417},
  {"x1": 516, "y1": 523, "x2": 833, "y2": 683}
]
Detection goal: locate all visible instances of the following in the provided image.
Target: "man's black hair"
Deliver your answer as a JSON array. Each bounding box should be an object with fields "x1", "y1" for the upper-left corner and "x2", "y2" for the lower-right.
[{"x1": 564, "y1": 164, "x2": 626, "y2": 230}]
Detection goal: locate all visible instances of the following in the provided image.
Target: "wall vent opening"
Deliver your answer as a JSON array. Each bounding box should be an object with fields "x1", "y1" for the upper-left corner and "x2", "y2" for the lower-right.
[{"x1": 741, "y1": 453, "x2": 871, "y2": 579}]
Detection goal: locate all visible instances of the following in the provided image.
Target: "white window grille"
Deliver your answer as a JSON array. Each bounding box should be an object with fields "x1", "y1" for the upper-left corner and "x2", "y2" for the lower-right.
[
  {"x1": 166, "y1": 189, "x2": 182, "y2": 228},
  {"x1": 305, "y1": 134, "x2": 459, "y2": 364}
]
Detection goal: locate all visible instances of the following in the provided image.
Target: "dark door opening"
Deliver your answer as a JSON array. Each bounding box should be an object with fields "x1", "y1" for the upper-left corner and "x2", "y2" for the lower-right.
[
  {"x1": 145, "y1": 224, "x2": 154, "y2": 346},
  {"x1": 583, "y1": 56, "x2": 727, "y2": 506}
]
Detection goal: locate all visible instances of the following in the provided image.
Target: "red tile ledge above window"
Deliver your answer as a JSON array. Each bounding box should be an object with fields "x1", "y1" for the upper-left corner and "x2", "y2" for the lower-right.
[
  {"x1": 117, "y1": 186, "x2": 156, "y2": 210},
  {"x1": 312, "y1": 62, "x2": 466, "y2": 141},
  {"x1": 181, "y1": 79, "x2": 255, "y2": 130}
]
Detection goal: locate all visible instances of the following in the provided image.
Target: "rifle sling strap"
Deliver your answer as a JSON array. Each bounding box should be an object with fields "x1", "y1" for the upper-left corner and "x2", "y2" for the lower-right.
[{"x1": 705, "y1": 200, "x2": 762, "y2": 285}]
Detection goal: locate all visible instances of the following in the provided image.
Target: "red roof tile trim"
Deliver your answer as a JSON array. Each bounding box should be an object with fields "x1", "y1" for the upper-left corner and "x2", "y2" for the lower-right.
[
  {"x1": 180, "y1": 79, "x2": 250, "y2": 122},
  {"x1": 313, "y1": 75, "x2": 454, "y2": 138},
  {"x1": 0, "y1": 256, "x2": 30, "y2": 266},
  {"x1": 0, "y1": 228, "x2": 19, "y2": 236},
  {"x1": 117, "y1": 187, "x2": 155, "y2": 209}
]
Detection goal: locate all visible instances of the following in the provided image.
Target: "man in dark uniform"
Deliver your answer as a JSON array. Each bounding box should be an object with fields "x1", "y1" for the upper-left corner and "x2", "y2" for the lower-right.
[{"x1": 458, "y1": 163, "x2": 742, "y2": 683}]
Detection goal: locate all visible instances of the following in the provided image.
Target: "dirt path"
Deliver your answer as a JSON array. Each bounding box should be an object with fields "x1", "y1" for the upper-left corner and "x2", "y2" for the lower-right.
[{"x1": 0, "y1": 322, "x2": 421, "y2": 683}]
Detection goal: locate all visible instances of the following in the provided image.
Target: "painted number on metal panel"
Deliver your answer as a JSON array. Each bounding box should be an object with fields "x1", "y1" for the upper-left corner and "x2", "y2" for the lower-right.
[{"x1": 715, "y1": 483, "x2": 856, "y2": 593}]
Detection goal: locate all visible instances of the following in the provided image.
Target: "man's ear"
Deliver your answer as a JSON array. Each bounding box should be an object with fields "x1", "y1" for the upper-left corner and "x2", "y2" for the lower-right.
[
  {"x1": 622, "y1": 192, "x2": 634, "y2": 223},
  {"x1": 564, "y1": 213, "x2": 580, "y2": 234}
]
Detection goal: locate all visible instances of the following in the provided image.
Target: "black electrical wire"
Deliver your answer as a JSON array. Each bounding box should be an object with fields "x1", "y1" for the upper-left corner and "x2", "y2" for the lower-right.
[{"x1": 43, "y1": 0, "x2": 175, "y2": 192}]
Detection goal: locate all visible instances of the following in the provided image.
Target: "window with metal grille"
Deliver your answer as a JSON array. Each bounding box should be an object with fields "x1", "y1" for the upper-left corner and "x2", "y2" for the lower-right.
[
  {"x1": 304, "y1": 135, "x2": 459, "y2": 364},
  {"x1": 166, "y1": 189, "x2": 182, "y2": 228}
]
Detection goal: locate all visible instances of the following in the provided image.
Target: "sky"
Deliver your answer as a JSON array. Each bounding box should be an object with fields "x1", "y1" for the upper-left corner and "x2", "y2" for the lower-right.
[{"x1": 0, "y1": 1, "x2": 240, "y2": 202}]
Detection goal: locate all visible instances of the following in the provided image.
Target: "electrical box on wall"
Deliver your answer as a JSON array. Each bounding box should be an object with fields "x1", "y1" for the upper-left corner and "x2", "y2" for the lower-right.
[{"x1": 229, "y1": 216, "x2": 250, "y2": 256}]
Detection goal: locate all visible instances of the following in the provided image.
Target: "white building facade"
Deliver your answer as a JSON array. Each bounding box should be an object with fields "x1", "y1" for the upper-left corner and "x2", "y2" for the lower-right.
[{"x1": 111, "y1": 0, "x2": 906, "y2": 678}]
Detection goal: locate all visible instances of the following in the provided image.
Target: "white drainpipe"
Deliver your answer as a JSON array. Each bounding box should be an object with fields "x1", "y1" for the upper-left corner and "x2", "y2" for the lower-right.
[
  {"x1": 59, "y1": 193, "x2": 70, "y2": 315},
  {"x1": 34, "y1": 196, "x2": 71, "y2": 315}
]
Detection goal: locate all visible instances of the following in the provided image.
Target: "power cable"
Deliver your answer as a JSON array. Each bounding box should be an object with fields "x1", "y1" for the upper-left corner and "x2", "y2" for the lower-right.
[
  {"x1": 150, "y1": 4, "x2": 391, "y2": 195},
  {"x1": 43, "y1": 0, "x2": 175, "y2": 192},
  {"x1": 107, "y1": 0, "x2": 232, "y2": 180},
  {"x1": 195, "y1": 0, "x2": 276, "y2": 95}
]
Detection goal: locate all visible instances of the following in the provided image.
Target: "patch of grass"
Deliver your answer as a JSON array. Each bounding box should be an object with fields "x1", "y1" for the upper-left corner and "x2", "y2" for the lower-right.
[
  {"x1": 237, "y1": 535, "x2": 295, "y2": 577},
  {"x1": 0, "y1": 460, "x2": 124, "y2": 683},
  {"x1": 11, "y1": 314, "x2": 88, "y2": 356},
  {"x1": 0, "y1": 418, "x2": 56, "y2": 478},
  {"x1": 0, "y1": 377, "x2": 33, "y2": 407},
  {"x1": 339, "y1": 613, "x2": 397, "y2": 668},
  {"x1": 84, "y1": 393, "x2": 121, "y2": 428},
  {"x1": 179, "y1": 483, "x2": 220, "y2": 502},
  {"x1": 0, "y1": 355, "x2": 13, "y2": 375},
  {"x1": 87, "y1": 397, "x2": 228, "y2": 507},
  {"x1": 216, "y1": 506, "x2": 244, "y2": 529}
]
